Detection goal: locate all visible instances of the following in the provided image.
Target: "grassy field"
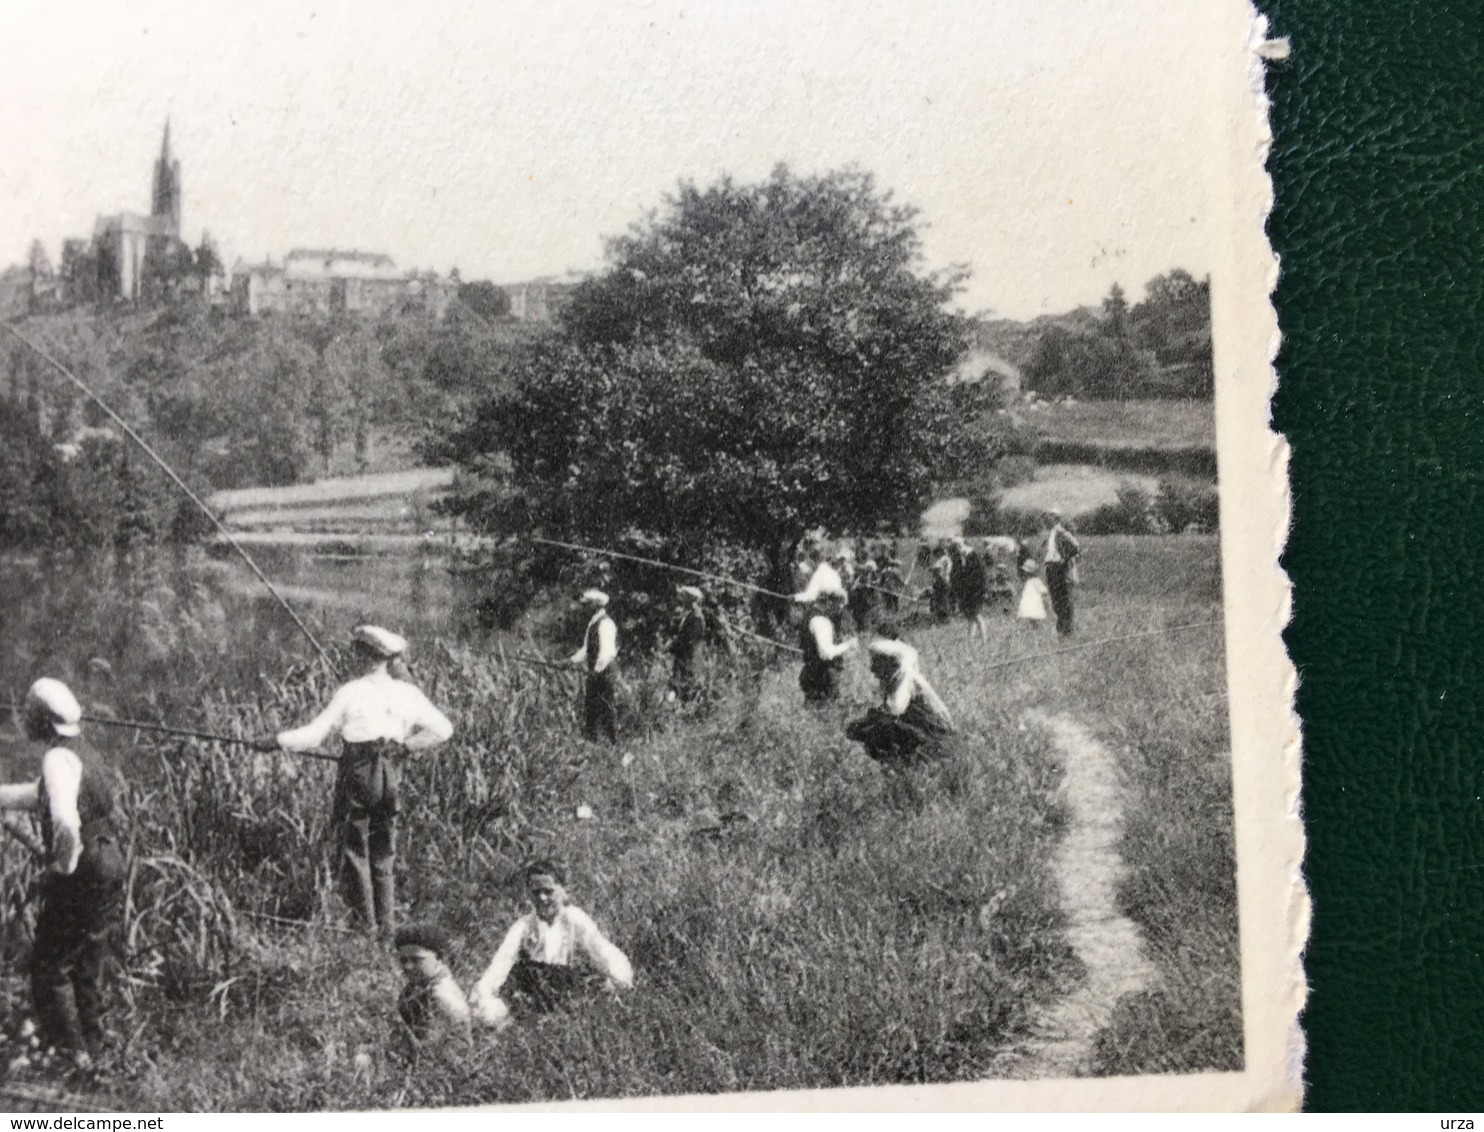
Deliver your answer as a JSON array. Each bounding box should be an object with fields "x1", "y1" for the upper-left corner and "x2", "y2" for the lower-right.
[
  {"x1": 997, "y1": 465, "x2": 1160, "y2": 518},
  {"x1": 1019, "y1": 400, "x2": 1215, "y2": 451},
  {"x1": 0, "y1": 535, "x2": 1238, "y2": 1108}
]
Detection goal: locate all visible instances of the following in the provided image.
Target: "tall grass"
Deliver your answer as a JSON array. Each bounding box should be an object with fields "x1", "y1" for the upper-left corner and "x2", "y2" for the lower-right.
[{"x1": 0, "y1": 534, "x2": 1238, "y2": 1106}]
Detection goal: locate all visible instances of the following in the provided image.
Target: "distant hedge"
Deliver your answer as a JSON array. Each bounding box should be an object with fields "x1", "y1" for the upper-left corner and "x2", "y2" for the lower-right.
[{"x1": 1032, "y1": 440, "x2": 1217, "y2": 479}]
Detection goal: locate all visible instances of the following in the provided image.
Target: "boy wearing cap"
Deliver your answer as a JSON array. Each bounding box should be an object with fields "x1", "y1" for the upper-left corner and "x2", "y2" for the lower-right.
[
  {"x1": 262, "y1": 625, "x2": 454, "y2": 938},
  {"x1": 668, "y1": 586, "x2": 707, "y2": 704},
  {"x1": 469, "y1": 859, "x2": 633, "y2": 1028},
  {"x1": 0, "y1": 678, "x2": 126, "y2": 1065},
  {"x1": 394, "y1": 922, "x2": 471, "y2": 1049},
  {"x1": 569, "y1": 590, "x2": 619, "y2": 743},
  {"x1": 846, "y1": 639, "x2": 955, "y2": 770}
]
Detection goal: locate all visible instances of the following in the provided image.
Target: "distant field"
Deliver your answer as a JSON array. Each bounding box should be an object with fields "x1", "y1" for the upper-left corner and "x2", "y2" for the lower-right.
[
  {"x1": 212, "y1": 467, "x2": 454, "y2": 515},
  {"x1": 999, "y1": 464, "x2": 1159, "y2": 517},
  {"x1": 1019, "y1": 399, "x2": 1215, "y2": 451}
]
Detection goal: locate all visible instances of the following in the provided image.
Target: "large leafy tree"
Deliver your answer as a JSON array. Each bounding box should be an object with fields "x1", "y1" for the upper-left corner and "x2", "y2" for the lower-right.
[{"x1": 435, "y1": 165, "x2": 983, "y2": 622}]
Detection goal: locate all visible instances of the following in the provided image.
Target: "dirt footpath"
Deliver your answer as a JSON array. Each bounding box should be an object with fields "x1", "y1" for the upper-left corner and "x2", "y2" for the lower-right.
[{"x1": 993, "y1": 712, "x2": 1157, "y2": 1077}]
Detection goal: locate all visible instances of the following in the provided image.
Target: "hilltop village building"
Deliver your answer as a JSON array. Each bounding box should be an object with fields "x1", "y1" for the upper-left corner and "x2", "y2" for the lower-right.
[
  {"x1": 54, "y1": 120, "x2": 222, "y2": 305},
  {"x1": 230, "y1": 250, "x2": 455, "y2": 319}
]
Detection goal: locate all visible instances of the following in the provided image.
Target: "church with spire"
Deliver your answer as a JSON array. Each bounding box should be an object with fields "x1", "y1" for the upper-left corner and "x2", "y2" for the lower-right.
[{"x1": 77, "y1": 119, "x2": 210, "y2": 302}]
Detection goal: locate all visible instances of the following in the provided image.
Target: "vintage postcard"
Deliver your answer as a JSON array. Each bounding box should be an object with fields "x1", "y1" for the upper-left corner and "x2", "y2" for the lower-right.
[{"x1": 0, "y1": 0, "x2": 1302, "y2": 1114}]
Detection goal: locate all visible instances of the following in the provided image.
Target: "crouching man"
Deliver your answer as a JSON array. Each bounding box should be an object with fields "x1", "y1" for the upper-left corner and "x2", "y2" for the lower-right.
[
  {"x1": 469, "y1": 859, "x2": 633, "y2": 1029},
  {"x1": 846, "y1": 638, "x2": 956, "y2": 770},
  {"x1": 0, "y1": 679, "x2": 126, "y2": 1068}
]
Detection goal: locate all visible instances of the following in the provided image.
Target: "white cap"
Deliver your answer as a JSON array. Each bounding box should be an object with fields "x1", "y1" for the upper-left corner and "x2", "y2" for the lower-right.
[
  {"x1": 352, "y1": 624, "x2": 407, "y2": 658},
  {"x1": 27, "y1": 678, "x2": 82, "y2": 737},
  {"x1": 580, "y1": 589, "x2": 609, "y2": 606},
  {"x1": 1023, "y1": 559, "x2": 1039, "y2": 572},
  {"x1": 867, "y1": 639, "x2": 919, "y2": 672},
  {"x1": 676, "y1": 585, "x2": 703, "y2": 601},
  {"x1": 793, "y1": 562, "x2": 847, "y2": 602}
]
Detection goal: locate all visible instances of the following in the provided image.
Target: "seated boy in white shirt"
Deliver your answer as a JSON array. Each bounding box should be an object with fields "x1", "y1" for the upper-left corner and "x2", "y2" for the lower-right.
[{"x1": 470, "y1": 859, "x2": 633, "y2": 1029}]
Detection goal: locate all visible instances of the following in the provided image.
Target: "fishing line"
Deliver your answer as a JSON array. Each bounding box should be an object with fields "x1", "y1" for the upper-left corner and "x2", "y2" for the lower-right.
[
  {"x1": 531, "y1": 536, "x2": 793, "y2": 600},
  {"x1": 965, "y1": 618, "x2": 1225, "y2": 673},
  {"x1": 1, "y1": 320, "x2": 333, "y2": 669}
]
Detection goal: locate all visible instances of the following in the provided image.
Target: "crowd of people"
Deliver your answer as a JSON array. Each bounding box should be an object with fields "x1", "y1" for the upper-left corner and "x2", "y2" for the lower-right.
[{"x1": 0, "y1": 510, "x2": 1082, "y2": 1069}]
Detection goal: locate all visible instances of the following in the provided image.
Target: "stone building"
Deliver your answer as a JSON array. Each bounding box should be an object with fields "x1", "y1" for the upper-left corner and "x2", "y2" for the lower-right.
[
  {"x1": 231, "y1": 249, "x2": 455, "y2": 319},
  {"x1": 90, "y1": 121, "x2": 193, "y2": 302}
]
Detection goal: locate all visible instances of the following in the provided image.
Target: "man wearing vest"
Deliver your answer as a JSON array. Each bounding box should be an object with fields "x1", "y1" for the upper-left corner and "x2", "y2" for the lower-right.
[
  {"x1": 0, "y1": 679, "x2": 126, "y2": 1066},
  {"x1": 1039, "y1": 509, "x2": 1083, "y2": 636},
  {"x1": 795, "y1": 582, "x2": 858, "y2": 704},
  {"x1": 263, "y1": 625, "x2": 454, "y2": 938},
  {"x1": 569, "y1": 589, "x2": 619, "y2": 743}
]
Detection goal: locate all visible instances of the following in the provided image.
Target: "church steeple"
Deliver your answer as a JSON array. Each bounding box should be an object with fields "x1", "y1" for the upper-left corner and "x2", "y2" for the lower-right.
[{"x1": 151, "y1": 118, "x2": 182, "y2": 237}]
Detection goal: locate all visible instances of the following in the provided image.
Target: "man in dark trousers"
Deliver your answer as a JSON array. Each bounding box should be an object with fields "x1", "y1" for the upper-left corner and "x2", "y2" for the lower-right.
[
  {"x1": 266, "y1": 625, "x2": 454, "y2": 938},
  {"x1": 1039, "y1": 509, "x2": 1083, "y2": 636},
  {"x1": 846, "y1": 638, "x2": 956, "y2": 771},
  {"x1": 0, "y1": 679, "x2": 126, "y2": 1067},
  {"x1": 569, "y1": 589, "x2": 620, "y2": 742},
  {"x1": 796, "y1": 584, "x2": 858, "y2": 704},
  {"x1": 667, "y1": 585, "x2": 706, "y2": 704}
]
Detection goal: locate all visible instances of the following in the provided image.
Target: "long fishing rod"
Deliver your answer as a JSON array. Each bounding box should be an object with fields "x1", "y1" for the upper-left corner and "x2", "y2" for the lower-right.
[
  {"x1": 503, "y1": 652, "x2": 576, "y2": 672},
  {"x1": 720, "y1": 619, "x2": 805, "y2": 655},
  {"x1": 531, "y1": 536, "x2": 792, "y2": 601},
  {"x1": 1, "y1": 320, "x2": 333, "y2": 670},
  {"x1": 80, "y1": 715, "x2": 341, "y2": 761}
]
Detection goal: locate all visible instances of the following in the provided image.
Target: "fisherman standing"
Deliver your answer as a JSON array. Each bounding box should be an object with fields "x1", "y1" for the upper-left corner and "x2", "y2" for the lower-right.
[
  {"x1": 848, "y1": 558, "x2": 879, "y2": 635},
  {"x1": 846, "y1": 639, "x2": 955, "y2": 770},
  {"x1": 0, "y1": 679, "x2": 126, "y2": 1067},
  {"x1": 929, "y1": 541, "x2": 954, "y2": 624},
  {"x1": 878, "y1": 551, "x2": 904, "y2": 616},
  {"x1": 1039, "y1": 510, "x2": 1083, "y2": 636},
  {"x1": 262, "y1": 625, "x2": 454, "y2": 939},
  {"x1": 569, "y1": 589, "x2": 619, "y2": 743},
  {"x1": 667, "y1": 585, "x2": 707, "y2": 704},
  {"x1": 795, "y1": 579, "x2": 857, "y2": 704}
]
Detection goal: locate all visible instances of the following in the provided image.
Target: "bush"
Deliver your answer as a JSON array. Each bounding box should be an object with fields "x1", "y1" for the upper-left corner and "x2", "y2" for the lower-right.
[
  {"x1": 1079, "y1": 483, "x2": 1155, "y2": 536},
  {"x1": 1154, "y1": 477, "x2": 1220, "y2": 533}
]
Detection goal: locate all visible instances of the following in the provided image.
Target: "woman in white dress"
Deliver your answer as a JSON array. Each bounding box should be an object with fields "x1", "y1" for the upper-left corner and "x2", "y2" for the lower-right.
[{"x1": 1017, "y1": 560, "x2": 1051, "y2": 629}]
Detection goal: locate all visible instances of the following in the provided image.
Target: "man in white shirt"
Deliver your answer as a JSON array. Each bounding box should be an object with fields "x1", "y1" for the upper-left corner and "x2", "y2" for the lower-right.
[
  {"x1": 470, "y1": 858, "x2": 632, "y2": 1028},
  {"x1": 260, "y1": 625, "x2": 454, "y2": 938},
  {"x1": 796, "y1": 581, "x2": 858, "y2": 704},
  {"x1": 569, "y1": 590, "x2": 619, "y2": 743},
  {"x1": 1039, "y1": 509, "x2": 1083, "y2": 636},
  {"x1": 846, "y1": 638, "x2": 956, "y2": 770},
  {"x1": 0, "y1": 679, "x2": 126, "y2": 1065}
]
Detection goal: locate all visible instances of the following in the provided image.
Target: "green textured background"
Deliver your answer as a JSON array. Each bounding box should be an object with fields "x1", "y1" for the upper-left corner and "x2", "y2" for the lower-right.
[{"x1": 1262, "y1": 0, "x2": 1483, "y2": 1111}]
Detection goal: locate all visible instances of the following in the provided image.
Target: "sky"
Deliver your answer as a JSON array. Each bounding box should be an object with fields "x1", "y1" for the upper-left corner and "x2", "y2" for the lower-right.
[{"x1": 0, "y1": 0, "x2": 1239, "y2": 320}]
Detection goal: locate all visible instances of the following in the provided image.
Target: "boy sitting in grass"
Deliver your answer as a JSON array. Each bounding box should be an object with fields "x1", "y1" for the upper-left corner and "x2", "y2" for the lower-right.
[
  {"x1": 469, "y1": 859, "x2": 633, "y2": 1029},
  {"x1": 394, "y1": 923, "x2": 471, "y2": 1049}
]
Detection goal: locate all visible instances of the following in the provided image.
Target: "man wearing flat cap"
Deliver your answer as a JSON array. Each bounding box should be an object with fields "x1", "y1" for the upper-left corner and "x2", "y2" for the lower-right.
[
  {"x1": 667, "y1": 586, "x2": 707, "y2": 705},
  {"x1": 1038, "y1": 509, "x2": 1082, "y2": 636},
  {"x1": 262, "y1": 625, "x2": 454, "y2": 938},
  {"x1": 796, "y1": 578, "x2": 858, "y2": 704},
  {"x1": 0, "y1": 678, "x2": 126, "y2": 1065},
  {"x1": 569, "y1": 590, "x2": 619, "y2": 743},
  {"x1": 846, "y1": 638, "x2": 955, "y2": 770}
]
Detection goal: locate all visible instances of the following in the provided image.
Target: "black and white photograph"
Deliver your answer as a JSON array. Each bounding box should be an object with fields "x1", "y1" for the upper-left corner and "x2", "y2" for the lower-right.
[{"x1": 0, "y1": 0, "x2": 1300, "y2": 1112}]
